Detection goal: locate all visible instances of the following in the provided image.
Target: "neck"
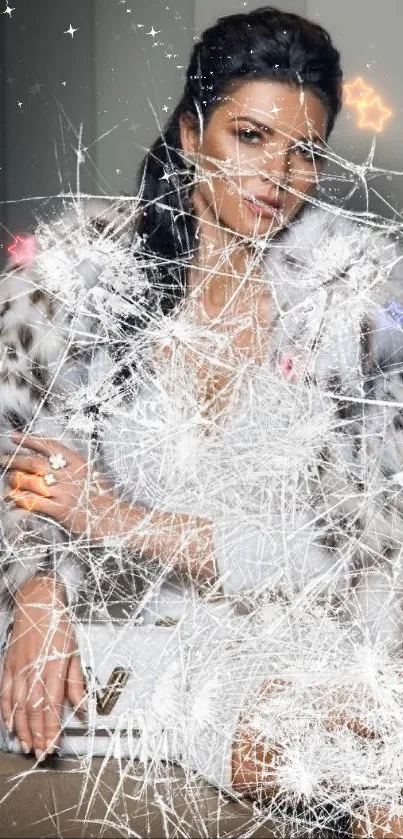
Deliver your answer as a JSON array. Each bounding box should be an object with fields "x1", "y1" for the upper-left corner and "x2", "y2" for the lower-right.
[{"x1": 187, "y1": 195, "x2": 264, "y2": 313}]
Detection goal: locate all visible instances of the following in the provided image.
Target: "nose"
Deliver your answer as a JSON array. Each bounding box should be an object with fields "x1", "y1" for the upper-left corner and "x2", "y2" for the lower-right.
[{"x1": 261, "y1": 138, "x2": 293, "y2": 191}]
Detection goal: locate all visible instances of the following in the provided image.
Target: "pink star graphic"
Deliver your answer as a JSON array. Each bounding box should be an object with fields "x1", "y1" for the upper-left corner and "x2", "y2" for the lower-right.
[{"x1": 7, "y1": 235, "x2": 37, "y2": 267}]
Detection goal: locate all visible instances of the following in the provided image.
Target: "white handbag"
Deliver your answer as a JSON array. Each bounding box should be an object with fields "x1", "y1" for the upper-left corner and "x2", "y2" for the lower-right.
[{"x1": 62, "y1": 617, "x2": 182, "y2": 760}]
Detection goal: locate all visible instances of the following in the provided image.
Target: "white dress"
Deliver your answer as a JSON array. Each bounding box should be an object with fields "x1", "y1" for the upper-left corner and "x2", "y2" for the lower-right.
[{"x1": 43, "y1": 350, "x2": 403, "y2": 815}]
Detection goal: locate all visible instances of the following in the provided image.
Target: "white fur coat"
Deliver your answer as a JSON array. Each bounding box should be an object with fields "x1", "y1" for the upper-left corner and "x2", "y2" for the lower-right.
[{"x1": 1, "y1": 198, "x2": 403, "y2": 649}]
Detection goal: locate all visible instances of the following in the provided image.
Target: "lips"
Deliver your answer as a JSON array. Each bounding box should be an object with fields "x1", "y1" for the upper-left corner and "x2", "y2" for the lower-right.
[
  {"x1": 252, "y1": 193, "x2": 281, "y2": 209},
  {"x1": 242, "y1": 193, "x2": 282, "y2": 219}
]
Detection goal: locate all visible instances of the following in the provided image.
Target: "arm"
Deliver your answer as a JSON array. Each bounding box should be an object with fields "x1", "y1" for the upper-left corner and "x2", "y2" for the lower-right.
[
  {"x1": 96, "y1": 501, "x2": 218, "y2": 584},
  {"x1": 91, "y1": 495, "x2": 333, "y2": 599}
]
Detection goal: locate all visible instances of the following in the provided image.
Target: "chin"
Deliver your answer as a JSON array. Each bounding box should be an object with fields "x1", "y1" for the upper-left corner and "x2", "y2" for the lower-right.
[
  {"x1": 229, "y1": 204, "x2": 289, "y2": 240},
  {"x1": 235, "y1": 216, "x2": 285, "y2": 240}
]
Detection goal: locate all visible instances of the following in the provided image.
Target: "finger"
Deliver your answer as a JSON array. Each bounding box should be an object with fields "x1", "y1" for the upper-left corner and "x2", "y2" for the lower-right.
[
  {"x1": 6, "y1": 490, "x2": 62, "y2": 516},
  {"x1": 0, "y1": 657, "x2": 13, "y2": 735},
  {"x1": 42, "y1": 665, "x2": 67, "y2": 753},
  {"x1": 7, "y1": 471, "x2": 53, "y2": 498},
  {"x1": 26, "y1": 669, "x2": 46, "y2": 760},
  {"x1": 12, "y1": 673, "x2": 32, "y2": 754},
  {"x1": 0, "y1": 454, "x2": 49, "y2": 474},
  {"x1": 66, "y1": 655, "x2": 87, "y2": 720},
  {"x1": 11, "y1": 432, "x2": 73, "y2": 458}
]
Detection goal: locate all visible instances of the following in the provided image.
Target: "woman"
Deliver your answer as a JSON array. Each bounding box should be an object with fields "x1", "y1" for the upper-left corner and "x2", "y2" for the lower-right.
[{"x1": 1, "y1": 6, "x2": 403, "y2": 837}]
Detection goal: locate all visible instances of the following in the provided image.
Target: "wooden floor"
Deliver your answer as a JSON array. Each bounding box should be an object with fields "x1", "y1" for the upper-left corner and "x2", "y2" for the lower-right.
[{"x1": 0, "y1": 753, "x2": 351, "y2": 838}]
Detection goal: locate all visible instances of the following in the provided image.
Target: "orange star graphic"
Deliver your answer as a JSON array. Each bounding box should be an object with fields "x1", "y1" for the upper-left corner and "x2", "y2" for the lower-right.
[
  {"x1": 343, "y1": 77, "x2": 374, "y2": 106},
  {"x1": 10, "y1": 471, "x2": 51, "y2": 510},
  {"x1": 356, "y1": 96, "x2": 393, "y2": 132}
]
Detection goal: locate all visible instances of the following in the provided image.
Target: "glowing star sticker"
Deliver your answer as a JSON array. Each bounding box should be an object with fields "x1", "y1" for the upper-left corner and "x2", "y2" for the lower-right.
[
  {"x1": 146, "y1": 26, "x2": 160, "y2": 37},
  {"x1": 343, "y1": 76, "x2": 393, "y2": 133},
  {"x1": 343, "y1": 77, "x2": 374, "y2": 106},
  {"x1": 64, "y1": 24, "x2": 78, "y2": 38},
  {"x1": 7, "y1": 235, "x2": 37, "y2": 267},
  {"x1": 10, "y1": 472, "x2": 51, "y2": 511},
  {"x1": 357, "y1": 96, "x2": 393, "y2": 132}
]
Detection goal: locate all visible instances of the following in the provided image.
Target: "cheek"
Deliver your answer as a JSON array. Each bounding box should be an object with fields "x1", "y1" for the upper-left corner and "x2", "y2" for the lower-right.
[
  {"x1": 197, "y1": 176, "x2": 240, "y2": 223},
  {"x1": 283, "y1": 163, "x2": 319, "y2": 206}
]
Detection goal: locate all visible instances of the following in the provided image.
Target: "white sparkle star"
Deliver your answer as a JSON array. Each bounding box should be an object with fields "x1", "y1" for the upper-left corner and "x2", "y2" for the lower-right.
[
  {"x1": 269, "y1": 104, "x2": 282, "y2": 116},
  {"x1": 162, "y1": 105, "x2": 169, "y2": 112},
  {"x1": 146, "y1": 26, "x2": 160, "y2": 37},
  {"x1": 75, "y1": 149, "x2": 85, "y2": 165},
  {"x1": 17, "y1": 100, "x2": 23, "y2": 108},
  {"x1": 159, "y1": 171, "x2": 170, "y2": 181},
  {"x1": 64, "y1": 24, "x2": 78, "y2": 38},
  {"x1": 3, "y1": 5, "x2": 15, "y2": 17}
]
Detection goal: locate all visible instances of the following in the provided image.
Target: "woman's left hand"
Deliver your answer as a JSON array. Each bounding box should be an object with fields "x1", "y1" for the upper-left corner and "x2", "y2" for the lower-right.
[{"x1": 1, "y1": 431, "x2": 129, "y2": 540}]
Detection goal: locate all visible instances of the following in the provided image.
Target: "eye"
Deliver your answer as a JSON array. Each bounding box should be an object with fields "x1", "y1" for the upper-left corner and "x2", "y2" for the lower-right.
[
  {"x1": 293, "y1": 141, "x2": 323, "y2": 163},
  {"x1": 235, "y1": 127, "x2": 264, "y2": 145}
]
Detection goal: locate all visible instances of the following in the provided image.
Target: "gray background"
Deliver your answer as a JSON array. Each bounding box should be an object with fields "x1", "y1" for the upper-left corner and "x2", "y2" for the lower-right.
[{"x1": 1, "y1": 0, "x2": 402, "y2": 263}]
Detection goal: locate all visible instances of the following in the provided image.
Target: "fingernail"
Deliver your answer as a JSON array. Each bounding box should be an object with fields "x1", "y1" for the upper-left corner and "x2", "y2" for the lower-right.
[
  {"x1": 35, "y1": 748, "x2": 45, "y2": 762},
  {"x1": 21, "y1": 741, "x2": 31, "y2": 754}
]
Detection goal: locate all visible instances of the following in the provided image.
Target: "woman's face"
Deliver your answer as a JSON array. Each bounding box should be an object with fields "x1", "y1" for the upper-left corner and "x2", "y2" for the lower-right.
[{"x1": 180, "y1": 80, "x2": 328, "y2": 238}]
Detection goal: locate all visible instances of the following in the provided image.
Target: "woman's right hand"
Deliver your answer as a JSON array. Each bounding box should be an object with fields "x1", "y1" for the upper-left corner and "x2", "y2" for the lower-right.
[{"x1": 0, "y1": 574, "x2": 86, "y2": 760}]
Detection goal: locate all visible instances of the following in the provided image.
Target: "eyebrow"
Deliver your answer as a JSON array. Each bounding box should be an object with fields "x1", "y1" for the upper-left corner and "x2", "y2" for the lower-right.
[{"x1": 229, "y1": 115, "x2": 327, "y2": 147}]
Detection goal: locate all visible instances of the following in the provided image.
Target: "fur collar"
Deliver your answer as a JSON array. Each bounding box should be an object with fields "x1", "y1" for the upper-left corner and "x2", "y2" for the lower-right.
[{"x1": 263, "y1": 204, "x2": 403, "y2": 390}]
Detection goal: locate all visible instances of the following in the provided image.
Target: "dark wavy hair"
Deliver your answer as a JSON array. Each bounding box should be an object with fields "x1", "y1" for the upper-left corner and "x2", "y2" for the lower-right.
[{"x1": 136, "y1": 6, "x2": 343, "y2": 316}]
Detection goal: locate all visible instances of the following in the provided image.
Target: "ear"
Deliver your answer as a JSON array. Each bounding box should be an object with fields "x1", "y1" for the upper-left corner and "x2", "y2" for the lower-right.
[{"x1": 179, "y1": 113, "x2": 200, "y2": 158}]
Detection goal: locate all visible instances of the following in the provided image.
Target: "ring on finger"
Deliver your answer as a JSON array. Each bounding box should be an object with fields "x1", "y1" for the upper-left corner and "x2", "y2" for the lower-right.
[
  {"x1": 44, "y1": 472, "x2": 57, "y2": 486},
  {"x1": 48, "y1": 453, "x2": 67, "y2": 471}
]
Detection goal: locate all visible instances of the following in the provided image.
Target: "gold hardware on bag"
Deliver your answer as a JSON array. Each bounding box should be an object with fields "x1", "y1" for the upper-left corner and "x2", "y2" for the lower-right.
[
  {"x1": 154, "y1": 616, "x2": 179, "y2": 627},
  {"x1": 85, "y1": 667, "x2": 132, "y2": 716}
]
